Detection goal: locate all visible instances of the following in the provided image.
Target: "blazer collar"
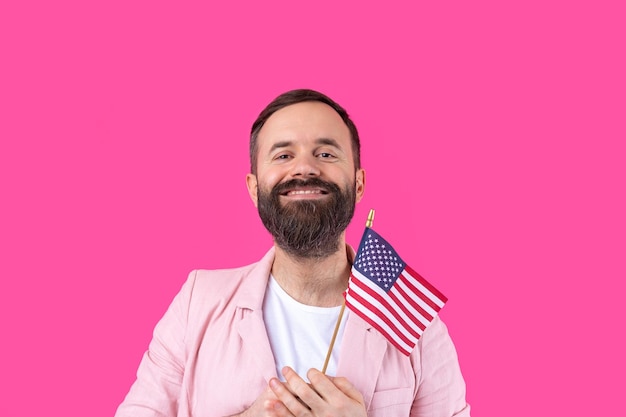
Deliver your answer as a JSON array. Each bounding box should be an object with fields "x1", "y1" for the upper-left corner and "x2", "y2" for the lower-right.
[
  {"x1": 235, "y1": 247, "x2": 276, "y2": 311},
  {"x1": 235, "y1": 247, "x2": 277, "y2": 380}
]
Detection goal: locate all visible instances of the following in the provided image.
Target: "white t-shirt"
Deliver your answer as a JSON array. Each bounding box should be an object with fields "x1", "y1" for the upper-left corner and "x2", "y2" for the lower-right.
[{"x1": 263, "y1": 275, "x2": 348, "y2": 381}]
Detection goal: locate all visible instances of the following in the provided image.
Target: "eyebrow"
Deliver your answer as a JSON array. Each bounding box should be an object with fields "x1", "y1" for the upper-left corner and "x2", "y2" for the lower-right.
[{"x1": 268, "y1": 138, "x2": 342, "y2": 153}]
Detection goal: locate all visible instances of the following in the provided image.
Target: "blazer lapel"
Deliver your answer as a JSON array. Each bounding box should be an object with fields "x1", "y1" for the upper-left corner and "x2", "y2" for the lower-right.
[
  {"x1": 238, "y1": 308, "x2": 277, "y2": 381},
  {"x1": 336, "y1": 312, "x2": 388, "y2": 410},
  {"x1": 236, "y1": 248, "x2": 278, "y2": 382}
]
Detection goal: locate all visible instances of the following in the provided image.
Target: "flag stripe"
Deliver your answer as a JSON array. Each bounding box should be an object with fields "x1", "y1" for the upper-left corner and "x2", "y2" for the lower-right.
[
  {"x1": 349, "y1": 270, "x2": 422, "y2": 339},
  {"x1": 346, "y1": 279, "x2": 418, "y2": 345},
  {"x1": 351, "y1": 268, "x2": 424, "y2": 336},
  {"x1": 400, "y1": 271, "x2": 444, "y2": 313},
  {"x1": 388, "y1": 286, "x2": 429, "y2": 330},
  {"x1": 345, "y1": 288, "x2": 414, "y2": 351},
  {"x1": 394, "y1": 278, "x2": 437, "y2": 321},
  {"x1": 404, "y1": 264, "x2": 448, "y2": 305},
  {"x1": 344, "y1": 295, "x2": 413, "y2": 356}
]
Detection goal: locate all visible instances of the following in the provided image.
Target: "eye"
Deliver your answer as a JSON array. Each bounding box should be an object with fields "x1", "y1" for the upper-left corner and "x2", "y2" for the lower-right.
[
  {"x1": 274, "y1": 153, "x2": 291, "y2": 160},
  {"x1": 318, "y1": 152, "x2": 335, "y2": 159}
]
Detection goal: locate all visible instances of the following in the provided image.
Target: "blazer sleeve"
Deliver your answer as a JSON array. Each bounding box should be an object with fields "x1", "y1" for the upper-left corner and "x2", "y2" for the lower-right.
[
  {"x1": 114, "y1": 271, "x2": 197, "y2": 417},
  {"x1": 410, "y1": 316, "x2": 471, "y2": 417}
]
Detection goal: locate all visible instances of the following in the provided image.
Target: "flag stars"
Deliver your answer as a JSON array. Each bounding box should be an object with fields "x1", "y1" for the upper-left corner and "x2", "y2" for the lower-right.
[{"x1": 355, "y1": 231, "x2": 407, "y2": 287}]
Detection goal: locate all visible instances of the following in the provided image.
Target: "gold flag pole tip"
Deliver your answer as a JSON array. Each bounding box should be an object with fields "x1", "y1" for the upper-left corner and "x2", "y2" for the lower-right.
[{"x1": 366, "y1": 209, "x2": 375, "y2": 228}]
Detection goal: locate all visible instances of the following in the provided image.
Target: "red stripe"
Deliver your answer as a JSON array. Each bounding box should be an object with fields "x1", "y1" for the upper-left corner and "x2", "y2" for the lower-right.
[
  {"x1": 404, "y1": 264, "x2": 448, "y2": 303},
  {"x1": 388, "y1": 289, "x2": 427, "y2": 330},
  {"x1": 351, "y1": 276, "x2": 420, "y2": 339},
  {"x1": 400, "y1": 273, "x2": 442, "y2": 313},
  {"x1": 345, "y1": 297, "x2": 412, "y2": 356},
  {"x1": 346, "y1": 285, "x2": 414, "y2": 346},
  {"x1": 392, "y1": 281, "x2": 433, "y2": 324},
  {"x1": 385, "y1": 287, "x2": 425, "y2": 331},
  {"x1": 346, "y1": 284, "x2": 414, "y2": 347}
]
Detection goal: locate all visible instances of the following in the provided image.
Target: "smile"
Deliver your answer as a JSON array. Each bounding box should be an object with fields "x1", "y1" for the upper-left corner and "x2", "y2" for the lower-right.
[
  {"x1": 286, "y1": 190, "x2": 326, "y2": 196},
  {"x1": 280, "y1": 187, "x2": 329, "y2": 198}
]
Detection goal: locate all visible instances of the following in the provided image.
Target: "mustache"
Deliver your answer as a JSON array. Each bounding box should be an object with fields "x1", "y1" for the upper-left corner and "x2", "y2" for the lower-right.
[{"x1": 271, "y1": 178, "x2": 342, "y2": 196}]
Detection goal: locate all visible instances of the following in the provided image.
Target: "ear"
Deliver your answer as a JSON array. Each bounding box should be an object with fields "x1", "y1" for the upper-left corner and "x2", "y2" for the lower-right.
[
  {"x1": 355, "y1": 168, "x2": 366, "y2": 203},
  {"x1": 246, "y1": 173, "x2": 259, "y2": 208}
]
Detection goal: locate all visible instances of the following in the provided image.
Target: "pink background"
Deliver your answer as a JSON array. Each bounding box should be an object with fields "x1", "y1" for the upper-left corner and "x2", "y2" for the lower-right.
[{"x1": 1, "y1": 1, "x2": 624, "y2": 416}]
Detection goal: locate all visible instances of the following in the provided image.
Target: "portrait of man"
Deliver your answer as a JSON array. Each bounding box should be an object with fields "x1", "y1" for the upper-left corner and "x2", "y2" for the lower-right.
[{"x1": 115, "y1": 89, "x2": 470, "y2": 417}]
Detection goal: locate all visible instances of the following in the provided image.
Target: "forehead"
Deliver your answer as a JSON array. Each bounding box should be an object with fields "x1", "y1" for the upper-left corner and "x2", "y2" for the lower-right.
[{"x1": 256, "y1": 101, "x2": 351, "y2": 150}]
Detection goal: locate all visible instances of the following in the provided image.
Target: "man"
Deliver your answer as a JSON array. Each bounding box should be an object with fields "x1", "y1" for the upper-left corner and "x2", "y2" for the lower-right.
[{"x1": 115, "y1": 89, "x2": 470, "y2": 416}]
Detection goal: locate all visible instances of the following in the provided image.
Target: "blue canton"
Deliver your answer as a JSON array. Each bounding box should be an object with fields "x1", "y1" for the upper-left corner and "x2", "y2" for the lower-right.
[{"x1": 353, "y1": 229, "x2": 406, "y2": 291}]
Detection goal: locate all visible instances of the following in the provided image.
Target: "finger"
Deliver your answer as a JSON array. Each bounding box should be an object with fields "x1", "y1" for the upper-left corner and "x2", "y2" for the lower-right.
[
  {"x1": 269, "y1": 377, "x2": 312, "y2": 415},
  {"x1": 283, "y1": 367, "x2": 333, "y2": 411},
  {"x1": 263, "y1": 398, "x2": 292, "y2": 417},
  {"x1": 307, "y1": 369, "x2": 364, "y2": 405},
  {"x1": 306, "y1": 368, "x2": 337, "y2": 399},
  {"x1": 281, "y1": 367, "x2": 314, "y2": 397},
  {"x1": 330, "y1": 376, "x2": 365, "y2": 404}
]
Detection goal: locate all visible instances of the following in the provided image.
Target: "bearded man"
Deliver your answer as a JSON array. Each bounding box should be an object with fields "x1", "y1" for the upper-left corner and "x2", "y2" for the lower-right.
[{"x1": 115, "y1": 89, "x2": 470, "y2": 417}]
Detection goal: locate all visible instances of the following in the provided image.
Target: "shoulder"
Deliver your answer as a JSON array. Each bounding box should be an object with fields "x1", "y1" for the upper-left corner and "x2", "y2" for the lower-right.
[
  {"x1": 411, "y1": 316, "x2": 455, "y2": 360},
  {"x1": 179, "y1": 248, "x2": 275, "y2": 312},
  {"x1": 410, "y1": 315, "x2": 465, "y2": 385},
  {"x1": 188, "y1": 262, "x2": 258, "y2": 297}
]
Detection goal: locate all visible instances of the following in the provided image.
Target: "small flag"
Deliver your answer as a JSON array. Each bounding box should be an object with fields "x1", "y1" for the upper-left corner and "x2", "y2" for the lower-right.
[{"x1": 344, "y1": 227, "x2": 447, "y2": 356}]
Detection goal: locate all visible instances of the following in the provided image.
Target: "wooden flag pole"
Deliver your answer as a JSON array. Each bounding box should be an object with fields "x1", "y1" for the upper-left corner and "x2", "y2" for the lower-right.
[
  {"x1": 321, "y1": 209, "x2": 375, "y2": 374},
  {"x1": 321, "y1": 300, "x2": 345, "y2": 374}
]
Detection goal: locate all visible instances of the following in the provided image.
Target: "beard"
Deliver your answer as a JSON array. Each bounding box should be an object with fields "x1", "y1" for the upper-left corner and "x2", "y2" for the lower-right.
[{"x1": 257, "y1": 177, "x2": 357, "y2": 259}]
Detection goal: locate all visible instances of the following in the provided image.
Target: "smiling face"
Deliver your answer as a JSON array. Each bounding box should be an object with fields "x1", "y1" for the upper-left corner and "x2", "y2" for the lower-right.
[{"x1": 246, "y1": 101, "x2": 365, "y2": 258}]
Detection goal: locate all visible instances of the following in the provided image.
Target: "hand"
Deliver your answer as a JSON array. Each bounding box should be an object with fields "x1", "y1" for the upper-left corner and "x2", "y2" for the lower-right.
[
  {"x1": 232, "y1": 386, "x2": 284, "y2": 417},
  {"x1": 268, "y1": 366, "x2": 367, "y2": 417}
]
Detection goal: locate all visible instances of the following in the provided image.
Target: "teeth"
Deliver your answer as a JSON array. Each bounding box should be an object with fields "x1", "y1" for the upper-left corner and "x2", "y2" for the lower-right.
[{"x1": 288, "y1": 190, "x2": 321, "y2": 195}]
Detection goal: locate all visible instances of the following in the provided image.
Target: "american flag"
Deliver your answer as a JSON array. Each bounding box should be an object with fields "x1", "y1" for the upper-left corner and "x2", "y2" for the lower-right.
[{"x1": 344, "y1": 228, "x2": 447, "y2": 356}]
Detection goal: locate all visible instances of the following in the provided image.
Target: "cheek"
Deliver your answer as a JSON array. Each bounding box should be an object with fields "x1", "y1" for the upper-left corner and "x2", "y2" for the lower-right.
[{"x1": 256, "y1": 168, "x2": 287, "y2": 190}]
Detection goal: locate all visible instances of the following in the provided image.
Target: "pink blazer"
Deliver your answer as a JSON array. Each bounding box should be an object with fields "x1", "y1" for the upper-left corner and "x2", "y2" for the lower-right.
[{"x1": 115, "y1": 247, "x2": 470, "y2": 417}]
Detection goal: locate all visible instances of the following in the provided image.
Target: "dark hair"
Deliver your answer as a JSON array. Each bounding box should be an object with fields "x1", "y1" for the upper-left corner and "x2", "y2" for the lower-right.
[{"x1": 249, "y1": 89, "x2": 361, "y2": 174}]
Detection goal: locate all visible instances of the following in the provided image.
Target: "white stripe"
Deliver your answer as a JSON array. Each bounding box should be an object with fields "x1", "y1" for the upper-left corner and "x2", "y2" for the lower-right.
[
  {"x1": 353, "y1": 268, "x2": 432, "y2": 329},
  {"x1": 350, "y1": 270, "x2": 423, "y2": 340},
  {"x1": 388, "y1": 285, "x2": 431, "y2": 328},
  {"x1": 348, "y1": 280, "x2": 422, "y2": 342},
  {"x1": 351, "y1": 271, "x2": 425, "y2": 337},
  {"x1": 401, "y1": 270, "x2": 446, "y2": 308},
  {"x1": 345, "y1": 290, "x2": 413, "y2": 353},
  {"x1": 396, "y1": 274, "x2": 440, "y2": 317}
]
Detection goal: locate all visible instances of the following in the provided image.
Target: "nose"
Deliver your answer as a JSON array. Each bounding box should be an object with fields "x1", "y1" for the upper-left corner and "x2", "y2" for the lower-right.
[{"x1": 289, "y1": 154, "x2": 321, "y2": 178}]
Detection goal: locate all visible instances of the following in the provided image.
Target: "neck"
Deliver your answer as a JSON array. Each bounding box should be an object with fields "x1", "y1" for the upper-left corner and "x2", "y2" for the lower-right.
[{"x1": 271, "y1": 240, "x2": 351, "y2": 307}]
